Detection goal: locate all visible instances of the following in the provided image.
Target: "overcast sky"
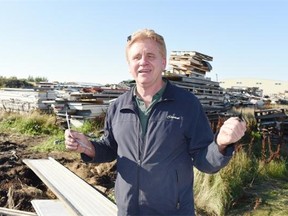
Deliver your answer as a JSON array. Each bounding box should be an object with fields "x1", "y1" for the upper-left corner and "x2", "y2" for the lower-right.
[{"x1": 0, "y1": 0, "x2": 287, "y2": 84}]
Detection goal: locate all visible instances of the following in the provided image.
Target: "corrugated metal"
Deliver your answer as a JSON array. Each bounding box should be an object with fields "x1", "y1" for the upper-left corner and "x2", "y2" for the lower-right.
[{"x1": 23, "y1": 157, "x2": 117, "y2": 216}]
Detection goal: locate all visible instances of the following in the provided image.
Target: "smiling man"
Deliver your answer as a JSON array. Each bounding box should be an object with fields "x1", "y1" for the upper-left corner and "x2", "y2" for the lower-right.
[{"x1": 65, "y1": 29, "x2": 246, "y2": 215}]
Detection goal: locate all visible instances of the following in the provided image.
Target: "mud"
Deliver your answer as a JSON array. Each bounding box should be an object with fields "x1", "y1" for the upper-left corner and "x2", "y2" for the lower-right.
[{"x1": 0, "y1": 132, "x2": 116, "y2": 213}]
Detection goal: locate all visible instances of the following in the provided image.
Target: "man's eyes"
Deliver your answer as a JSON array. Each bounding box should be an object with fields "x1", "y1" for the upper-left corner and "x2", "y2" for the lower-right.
[
  {"x1": 132, "y1": 54, "x2": 155, "y2": 60},
  {"x1": 134, "y1": 55, "x2": 141, "y2": 60},
  {"x1": 147, "y1": 54, "x2": 155, "y2": 59}
]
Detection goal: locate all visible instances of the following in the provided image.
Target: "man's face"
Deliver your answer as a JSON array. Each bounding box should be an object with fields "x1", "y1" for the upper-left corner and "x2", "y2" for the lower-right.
[{"x1": 127, "y1": 39, "x2": 166, "y2": 88}]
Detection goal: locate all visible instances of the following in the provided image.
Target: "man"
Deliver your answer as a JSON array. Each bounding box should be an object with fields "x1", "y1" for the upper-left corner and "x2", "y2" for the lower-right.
[{"x1": 65, "y1": 29, "x2": 246, "y2": 215}]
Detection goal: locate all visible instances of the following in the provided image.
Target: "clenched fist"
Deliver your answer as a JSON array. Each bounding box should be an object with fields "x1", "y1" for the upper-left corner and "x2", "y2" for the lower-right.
[{"x1": 217, "y1": 117, "x2": 246, "y2": 147}]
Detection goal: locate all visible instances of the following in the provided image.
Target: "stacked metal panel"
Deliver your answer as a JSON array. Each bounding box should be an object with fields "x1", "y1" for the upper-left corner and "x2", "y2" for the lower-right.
[{"x1": 0, "y1": 88, "x2": 56, "y2": 112}]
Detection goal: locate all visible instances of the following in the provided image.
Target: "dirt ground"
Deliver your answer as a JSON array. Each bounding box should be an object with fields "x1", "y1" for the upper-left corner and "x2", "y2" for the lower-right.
[{"x1": 0, "y1": 132, "x2": 116, "y2": 213}]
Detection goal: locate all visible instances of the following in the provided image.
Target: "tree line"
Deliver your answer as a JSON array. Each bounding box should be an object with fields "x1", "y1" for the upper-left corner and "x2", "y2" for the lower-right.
[{"x1": 0, "y1": 76, "x2": 48, "y2": 88}]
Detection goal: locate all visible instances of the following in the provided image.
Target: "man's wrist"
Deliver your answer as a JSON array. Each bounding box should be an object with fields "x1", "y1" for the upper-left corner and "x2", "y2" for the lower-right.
[
  {"x1": 214, "y1": 131, "x2": 227, "y2": 154},
  {"x1": 218, "y1": 144, "x2": 227, "y2": 155}
]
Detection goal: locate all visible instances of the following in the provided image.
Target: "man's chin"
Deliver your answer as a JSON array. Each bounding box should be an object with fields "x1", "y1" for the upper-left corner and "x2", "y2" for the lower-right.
[{"x1": 136, "y1": 76, "x2": 150, "y2": 84}]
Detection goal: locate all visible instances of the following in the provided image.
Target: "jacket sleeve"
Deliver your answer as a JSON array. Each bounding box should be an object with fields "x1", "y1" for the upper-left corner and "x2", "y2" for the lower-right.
[
  {"x1": 81, "y1": 104, "x2": 118, "y2": 163},
  {"x1": 188, "y1": 100, "x2": 234, "y2": 174}
]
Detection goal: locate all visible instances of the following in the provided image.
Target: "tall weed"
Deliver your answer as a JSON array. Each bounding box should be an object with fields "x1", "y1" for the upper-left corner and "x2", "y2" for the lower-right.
[
  {"x1": 194, "y1": 170, "x2": 228, "y2": 216},
  {"x1": 194, "y1": 149, "x2": 258, "y2": 215},
  {"x1": 258, "y1": 160, "x2": 288, "y2": 180}
]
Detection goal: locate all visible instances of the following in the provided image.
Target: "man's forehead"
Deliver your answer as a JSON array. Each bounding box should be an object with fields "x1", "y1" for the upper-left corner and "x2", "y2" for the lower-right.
[{"x1": 129, "y1": 40, "x2": 160, "y2": 54}]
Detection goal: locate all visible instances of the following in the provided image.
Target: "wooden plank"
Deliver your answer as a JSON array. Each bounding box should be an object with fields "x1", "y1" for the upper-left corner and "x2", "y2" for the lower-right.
[
  {"x1": 31, "y1": 199, "x2": 70, "y2": 216},
  {"x1": 0, "y1": 207, "x2": 37, "y2": 216},
  {"x1": 170, "y1": 51, "x2": 213, "y2": 61},
  {"x1": 164, "y1": 75, "x2": 219, "y2": 87},
  {"x1": 23, "y1": 157, "x2": 117, "y2": 216}
]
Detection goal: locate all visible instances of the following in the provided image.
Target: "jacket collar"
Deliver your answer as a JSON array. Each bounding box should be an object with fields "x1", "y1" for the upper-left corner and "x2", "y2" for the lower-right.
[{"x1": 121, "y1": 78, "x2": 175, "y2": 111}]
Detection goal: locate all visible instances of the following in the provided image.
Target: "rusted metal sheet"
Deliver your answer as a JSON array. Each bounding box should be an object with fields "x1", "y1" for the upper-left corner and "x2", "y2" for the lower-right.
[{"x1": 23, "y1": 157, "x2": 117, "y2": 216}]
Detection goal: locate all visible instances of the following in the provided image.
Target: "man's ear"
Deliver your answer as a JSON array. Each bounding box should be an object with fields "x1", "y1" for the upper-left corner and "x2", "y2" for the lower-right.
[{"x1": 162, "y1": 58, "x2": 167, "y2": 70}]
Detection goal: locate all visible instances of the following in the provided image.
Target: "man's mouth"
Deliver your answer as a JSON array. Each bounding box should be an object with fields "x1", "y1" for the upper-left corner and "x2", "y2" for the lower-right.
[{"x1": 138, "y1": 69, "x2": 151, "y2": 73}]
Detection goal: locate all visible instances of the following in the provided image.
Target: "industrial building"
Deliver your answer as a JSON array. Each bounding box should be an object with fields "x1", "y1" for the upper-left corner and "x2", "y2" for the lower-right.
[{"x1": 219, "y1": 78, "x2": 288, "y2": 97}]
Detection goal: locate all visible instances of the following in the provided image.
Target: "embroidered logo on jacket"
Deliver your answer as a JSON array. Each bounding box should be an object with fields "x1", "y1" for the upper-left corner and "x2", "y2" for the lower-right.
[{"x1": 166, "y1": 114, "x2": 181, "y2": 120}]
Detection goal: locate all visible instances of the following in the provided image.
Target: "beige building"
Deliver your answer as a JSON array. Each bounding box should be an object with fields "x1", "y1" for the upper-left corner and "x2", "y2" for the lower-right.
[{"x1": 219, "y1": 78, "x2": 288, "y2": 97}]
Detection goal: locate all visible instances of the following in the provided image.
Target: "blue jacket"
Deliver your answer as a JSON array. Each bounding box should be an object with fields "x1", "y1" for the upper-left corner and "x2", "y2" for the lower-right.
[{"x1": 83, "y1": 80, "x2": 234, "y2": 215}]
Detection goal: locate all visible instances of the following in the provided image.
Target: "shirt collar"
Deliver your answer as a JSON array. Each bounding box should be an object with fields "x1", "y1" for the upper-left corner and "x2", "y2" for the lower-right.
[{"x1": 133, "y1": 79, "x2": 167, "y2": 99}]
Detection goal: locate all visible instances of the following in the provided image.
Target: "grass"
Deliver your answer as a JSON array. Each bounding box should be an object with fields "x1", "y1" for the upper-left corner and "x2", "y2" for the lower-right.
[
  {"x1": 0, "y1": 111, "x2": 105, "y2": 153},
  {"x1": 31, "y1": 133, "x2": 66, "y2": 152},
  {"x1": 194, "y1": 170, "x2": 229, "y2": 215},
  {"x1": 227, "y1": 178, "x2": 288, "y2": 216},
  {"x1": 258, "y1": 160, "x2": 288, "y2": 180},
  {"x1": 194, "y1": 149, "x2": 258, "y2": 215},
  {"x1": 194, "y1": 148, "x2": 288, "y2": 216},
  {"x1": 0, "y1": 111, "x2": 60, "y2": 135}
]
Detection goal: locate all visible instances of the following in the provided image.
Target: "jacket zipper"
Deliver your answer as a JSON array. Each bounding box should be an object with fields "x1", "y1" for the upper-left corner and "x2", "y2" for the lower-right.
[
  {"x1": 136, "y1": 111, "x2": 143, "y2": 208},
  {"x1": 176, "y1": 170, "x2": 180, "y2": 210}
]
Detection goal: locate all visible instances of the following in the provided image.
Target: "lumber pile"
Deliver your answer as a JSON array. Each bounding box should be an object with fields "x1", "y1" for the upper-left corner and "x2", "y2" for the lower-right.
[
  {"x1": 165, "y1": 51, "x2": 229, "y2": 114},
  {"x1": 169, "y1": 51, "x2": 213, "y2": 78}
]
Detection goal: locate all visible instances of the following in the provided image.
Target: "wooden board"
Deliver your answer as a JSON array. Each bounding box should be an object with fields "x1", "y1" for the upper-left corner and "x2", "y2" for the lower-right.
[{"x1": 170, "y1": 51, "x2": 213, "y2": 61}]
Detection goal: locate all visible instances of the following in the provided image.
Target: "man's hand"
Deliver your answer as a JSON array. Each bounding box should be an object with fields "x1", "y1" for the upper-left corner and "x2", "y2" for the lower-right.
[
  {"x1": 216, "y1": 117, "x2": 247, "y2": 152},
  {"x1": 65, "y1": 130, "x2": 95, "y2": 158}
]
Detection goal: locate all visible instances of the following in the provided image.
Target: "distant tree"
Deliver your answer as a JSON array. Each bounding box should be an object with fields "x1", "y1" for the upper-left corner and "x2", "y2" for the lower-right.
[
  {"x1": 4, "y1": 77, "x2": 33, "y2": 88},
  {"x1": 27, "y1": 75, "x2": 35, "y2": 82},
  {"x1": 0, "y1": 76, "x2": 5, "y2": 88},
  {"x1": 35, "y1": 76, "x2": 48, "y2": 82},
  {"x1": 9, "y1": 76, "x2": 18, "y2": 80}
]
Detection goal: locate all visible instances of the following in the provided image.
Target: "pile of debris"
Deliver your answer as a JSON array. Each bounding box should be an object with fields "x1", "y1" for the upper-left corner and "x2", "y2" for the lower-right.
[
  {"x1": 169, "y1": 51, "x2": 213, "y2": 78},
  {"x1": 46, "y1": 85, "x2": 129, "y2": 127},
  {"x1": 0, "y1": 84, "x2": 129, "y2": 127},
  {"x1": 254, "y1": 108, "x2": 288, "y2": 161},
  {"x1": 0, "y1": 88, "x2": 56, "y2": 113},
  {"x1": 166, "y1": 51, "x2": 229, "y2": 122}
]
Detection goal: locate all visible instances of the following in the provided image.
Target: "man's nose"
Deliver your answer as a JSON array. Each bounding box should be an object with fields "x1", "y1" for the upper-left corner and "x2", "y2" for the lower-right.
[{"x1": 139, "y1": 56, "x2": 148, "y2": 65}]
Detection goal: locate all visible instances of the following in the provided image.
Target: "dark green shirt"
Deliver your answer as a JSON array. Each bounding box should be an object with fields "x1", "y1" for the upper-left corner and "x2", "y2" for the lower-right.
[{"x1": 135, "y1": 81, "x2": 167, "y2": 137}]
